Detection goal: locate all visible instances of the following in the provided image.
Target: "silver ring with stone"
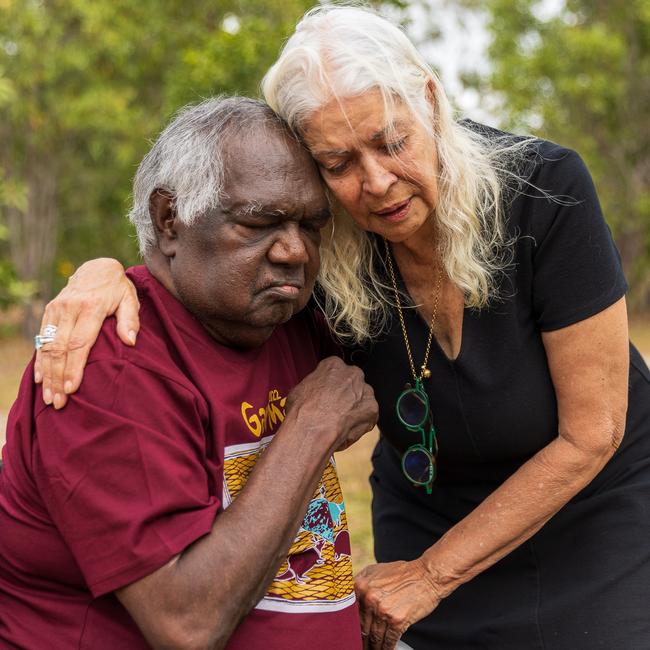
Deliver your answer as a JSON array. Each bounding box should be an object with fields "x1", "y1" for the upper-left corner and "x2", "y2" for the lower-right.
[
  {"x1": 42, "y1": 324, "x2": 58, "y2": 338},
  {"x1": 34, "y1": 324, "x2": 58, "y2": 350}
]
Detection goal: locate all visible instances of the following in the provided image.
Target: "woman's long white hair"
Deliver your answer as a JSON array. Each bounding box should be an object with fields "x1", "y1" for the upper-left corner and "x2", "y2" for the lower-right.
[{"x1": 263, "y1": 5, "x2": 527, "y2": 344}]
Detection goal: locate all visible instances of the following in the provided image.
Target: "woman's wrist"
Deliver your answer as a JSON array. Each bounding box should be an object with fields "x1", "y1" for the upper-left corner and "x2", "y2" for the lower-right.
[{"x1": 417, "y1": 545, "x2": 463, "y2": 601}]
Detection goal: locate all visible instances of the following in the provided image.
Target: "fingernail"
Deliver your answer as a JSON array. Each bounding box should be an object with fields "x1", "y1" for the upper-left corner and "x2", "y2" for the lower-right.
[
  {"x1": 64, "y1": 381, "x2": 73, "y2": 394},
  {"x1": 53, "y1": 394, "x2": 64, "y2": 409},
  {"x1": 128, "y1": 330, "x2": 137, "y2": 345},
  {"x1": 34, "y1": 370, "x2": 42, "y2": 383},
  {"x1": 43, "y1": 388, "x2": 53, "y2": 405}
]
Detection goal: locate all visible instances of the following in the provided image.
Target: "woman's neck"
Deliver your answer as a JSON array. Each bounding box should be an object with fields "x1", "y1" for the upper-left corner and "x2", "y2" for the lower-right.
[{"x1": 389, "y1": 215, "x2": 440, "y2": 270}]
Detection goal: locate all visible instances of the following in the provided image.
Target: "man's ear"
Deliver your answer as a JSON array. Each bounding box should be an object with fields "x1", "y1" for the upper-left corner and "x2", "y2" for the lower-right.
[{"x1": 149, "y1": 189, "x2": 178, "y2": 257}]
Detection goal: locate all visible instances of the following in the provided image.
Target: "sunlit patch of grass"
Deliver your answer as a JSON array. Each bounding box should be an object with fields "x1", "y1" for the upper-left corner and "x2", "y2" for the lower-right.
[
  {"x1": 335, "y1": 428, "x2": 379, "y2": 573},
  {"x1": 630, "y1": 315, "x2": 650, "y2": 357},
  {"x1": 0, "y1": 336, "x2": 32, "y2": 409},
  {"x1": 0, "y1": 335, "x2": 33, "y2": 446}
]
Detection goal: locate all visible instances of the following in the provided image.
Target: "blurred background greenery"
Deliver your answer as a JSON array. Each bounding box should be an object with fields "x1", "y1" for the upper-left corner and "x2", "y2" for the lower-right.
[{"x1": 1, "y1": 0, "x2": 649, "y2": 570}]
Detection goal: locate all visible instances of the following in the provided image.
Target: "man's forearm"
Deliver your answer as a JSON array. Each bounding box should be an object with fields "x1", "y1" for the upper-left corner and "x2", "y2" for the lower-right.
[{"x1": 118, "y1": 412, "x2": 337, "y2": 649}]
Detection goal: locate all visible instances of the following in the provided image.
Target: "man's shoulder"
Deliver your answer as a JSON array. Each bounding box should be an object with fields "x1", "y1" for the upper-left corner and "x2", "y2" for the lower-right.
[{"x1": 86, "y1": 266, "x2": 200, "y2": 388}]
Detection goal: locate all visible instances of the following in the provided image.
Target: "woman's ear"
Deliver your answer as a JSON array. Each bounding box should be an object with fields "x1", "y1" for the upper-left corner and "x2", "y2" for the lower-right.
[
  {"x1": 424, "y1": 77, "x2": 436, "y2": 108},
  {"x1": 149, "y1": 189, "x2": 178, "y2": 257},
  {"x1": 425, "y1": 78, "x2": 438, "y2": 111},
  {"x1": 424, "y1": 78, "x2": 441, "y2": 137}
]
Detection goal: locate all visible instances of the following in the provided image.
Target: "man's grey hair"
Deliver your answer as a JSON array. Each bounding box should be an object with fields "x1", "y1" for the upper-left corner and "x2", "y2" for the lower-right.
[{"x1": 129, "y1": 96, "x2": 287, "y2": 254}]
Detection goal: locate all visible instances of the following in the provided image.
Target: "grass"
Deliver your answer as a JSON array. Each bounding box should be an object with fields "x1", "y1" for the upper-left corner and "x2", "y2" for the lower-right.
[
  {"x1": 335, "y1": 429, "x2": 379, "y2": 571},
  {"x1": 630, "y1": 315, "x2": 650, "y2": 354},
  {"x1": 2, "y1": 314, "x2": 649, "y2": 573},
  {"x1": 0, "y1": 336, "x2": 32, "y2": 413}
]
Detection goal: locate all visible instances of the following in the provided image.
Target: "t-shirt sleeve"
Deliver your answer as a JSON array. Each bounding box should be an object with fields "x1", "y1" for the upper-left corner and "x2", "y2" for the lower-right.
[
  {"x1": 32, "y1": 360, "x2": 220, "y2": 597},
  {"x1": 529, "y1": 147, "x2": 627, "y2": 331}
]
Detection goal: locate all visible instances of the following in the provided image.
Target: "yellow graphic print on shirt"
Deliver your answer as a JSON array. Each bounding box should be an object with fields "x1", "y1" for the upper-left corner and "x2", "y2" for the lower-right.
[
  {"x1": 241, "y1": 389, "x2": 287, "y2": 438},
  {"x1": 222, "y1": 435, "x2": 355, "y2": 614}
]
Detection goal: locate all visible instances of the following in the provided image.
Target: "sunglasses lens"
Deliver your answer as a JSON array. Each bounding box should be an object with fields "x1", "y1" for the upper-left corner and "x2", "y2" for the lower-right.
[
  {"x1": 397, "y1": 390, "x2": 428, "y2": 427},
  {"x1": 403, "y1": 447, "x2": 432, "y2": 484}
]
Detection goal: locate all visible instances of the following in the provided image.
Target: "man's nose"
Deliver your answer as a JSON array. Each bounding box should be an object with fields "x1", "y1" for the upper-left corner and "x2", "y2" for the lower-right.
[
  {"x1": 361, "y1": 154, "x2": 397, "y2": 196},
  {"x1": 268, "y1": 223, "x2": 310, "y2": 265}
]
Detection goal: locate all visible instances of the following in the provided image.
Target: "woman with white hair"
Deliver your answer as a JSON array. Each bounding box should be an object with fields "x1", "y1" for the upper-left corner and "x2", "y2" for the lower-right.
[{"x1": 32, "y1": 5, "x2": 650, "y2": 649}]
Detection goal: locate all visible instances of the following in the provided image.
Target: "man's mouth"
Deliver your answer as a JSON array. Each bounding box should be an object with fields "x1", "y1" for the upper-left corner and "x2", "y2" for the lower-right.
[
  {"x1": 263, "y1": 280, "x2": 304, "y2": 298},
  {"x1": 372, "y1": 198, "x2": 412, "y2": 222}
]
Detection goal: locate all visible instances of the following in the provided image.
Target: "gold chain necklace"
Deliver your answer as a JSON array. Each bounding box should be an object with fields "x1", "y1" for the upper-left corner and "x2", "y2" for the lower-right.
[{"x1": 383, "y1": 238, "x2": 442, "y2": 383}]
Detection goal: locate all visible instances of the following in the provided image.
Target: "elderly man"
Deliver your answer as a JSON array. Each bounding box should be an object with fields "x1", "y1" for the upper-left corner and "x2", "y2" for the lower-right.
[{"x1": 0, "y1": 97, "x2": 377, "y2": 649}]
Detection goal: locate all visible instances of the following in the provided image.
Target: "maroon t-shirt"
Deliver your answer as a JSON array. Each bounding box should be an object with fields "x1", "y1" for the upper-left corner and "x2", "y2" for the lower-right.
[{"x1": 0, "y1": 266, "x2": 361, "y2": 649}]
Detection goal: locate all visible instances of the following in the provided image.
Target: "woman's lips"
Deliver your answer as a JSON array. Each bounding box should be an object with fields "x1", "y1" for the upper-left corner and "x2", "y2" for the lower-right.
[{"x1": 373, "y1": 198, "x2": 412, "y2": 222}]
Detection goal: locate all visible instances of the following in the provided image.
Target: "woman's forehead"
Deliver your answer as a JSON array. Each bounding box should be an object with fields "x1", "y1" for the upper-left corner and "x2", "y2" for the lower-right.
[{"x1": 302, "y1": 94, "x2": 414, "y2": 153}]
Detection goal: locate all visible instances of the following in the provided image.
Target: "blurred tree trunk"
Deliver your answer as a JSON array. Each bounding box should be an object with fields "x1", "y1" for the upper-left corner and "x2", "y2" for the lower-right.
[
  {"x1": 7, "y1": 151, "x2": 58, "y2": 337},
  {"x1": 1, "y1": 0, "x2": 410, "y2": 339}
]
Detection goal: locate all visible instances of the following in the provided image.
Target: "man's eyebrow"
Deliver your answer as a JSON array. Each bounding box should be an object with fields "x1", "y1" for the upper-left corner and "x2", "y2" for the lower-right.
[
  {"x1": 234, "y1": 201, "x2": 287, "y2": 218},
  {"x1": 230, "y1": 202, "x2": 330, "y2": 221}
]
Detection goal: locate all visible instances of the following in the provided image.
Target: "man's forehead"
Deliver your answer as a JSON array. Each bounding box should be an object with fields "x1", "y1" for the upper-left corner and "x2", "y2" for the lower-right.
[
  {"x1": 221, "y1": 129, "x2": 326, "y2": 212},
  {"x1": 225, "y1": 129, "x2": 310, "y2": 173}
]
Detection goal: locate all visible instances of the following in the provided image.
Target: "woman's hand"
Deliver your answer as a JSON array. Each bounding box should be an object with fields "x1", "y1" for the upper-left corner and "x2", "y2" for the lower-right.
[
  {"x1": 35, "y1": 258, "x2": 140, "y2": 409},
  {"x1": 355, "y1": 559, "x2": 441, "y2": 649}
]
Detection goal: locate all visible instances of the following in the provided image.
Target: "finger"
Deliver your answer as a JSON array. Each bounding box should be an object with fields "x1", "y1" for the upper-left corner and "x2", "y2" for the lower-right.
[
  {"x1": 356, "y1": 577, "x2": 373, "y2": 644},
  {"x1": 115, "y1": 285, "x2": 140, "y2": 346},
  {"x1": 368, "y1": 616, "x2": 390, "y2": 650},
  {"x1": 62, "y1": 310, "x2": 109, "y2": 394},
  {"x1": 382, "y1": 626, "x2": 403, "y2": 650},
  {"x1": 43, "y1": 310, "x2": 78, "y2": 409},
  {"x1": 40, "y1": 342, "x2": 54, "y2": 405},
  {"x1": 35, "y1": 300, "x2": 61, "y2": 384},
  {"x1": 34, "y1": 351, "x2": 43, "y2": 385},
  {"x1": 38, "y1": 304, "x2": 64, "y2": 405}
]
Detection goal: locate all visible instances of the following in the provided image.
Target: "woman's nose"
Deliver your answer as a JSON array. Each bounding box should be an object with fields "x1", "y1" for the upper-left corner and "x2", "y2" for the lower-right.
[{"x1": 361, "y1": 155, "x2": 397, "y2": 196}]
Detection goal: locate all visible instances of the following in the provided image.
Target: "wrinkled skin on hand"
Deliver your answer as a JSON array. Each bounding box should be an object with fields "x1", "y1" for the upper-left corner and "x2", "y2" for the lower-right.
[
  {"x1": 285, "y1": 356, "x2": 378, "y2": 454},
  {"x1": 355, "y1": 559, "x2": 441, "y2": 650},
  {"x1": 35, "y1": 258, "x2": 140, "y2": 409}
]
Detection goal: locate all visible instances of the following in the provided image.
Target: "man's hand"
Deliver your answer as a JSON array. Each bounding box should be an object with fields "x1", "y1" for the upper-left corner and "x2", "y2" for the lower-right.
[
  {"x1": 35, "y1": 258, "x2": 140, "y2": 409},
  {"x1": 285, "y1": 356, "x2": 379, "y2": 453},
  {"x1": 355, "y1": 559, "x2": 441, "y2": 650},
  {"x1": 115, "y1": 357, "x2": 377, "y2": 650}
]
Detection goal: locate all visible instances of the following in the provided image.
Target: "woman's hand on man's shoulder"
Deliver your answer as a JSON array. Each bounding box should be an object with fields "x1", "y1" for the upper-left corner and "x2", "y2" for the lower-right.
[{"x1": 35, "y1": 258, "x2": 140, "y2": 409}]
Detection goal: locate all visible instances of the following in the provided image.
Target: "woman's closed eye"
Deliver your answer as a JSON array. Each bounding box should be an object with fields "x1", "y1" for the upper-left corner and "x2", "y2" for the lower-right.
[
  {"x1": 323, "y1": 160, "x2": 351, "y2": 176},
  {"x1": 381, "y1": 137, "x2": 408, "y2": 155}
]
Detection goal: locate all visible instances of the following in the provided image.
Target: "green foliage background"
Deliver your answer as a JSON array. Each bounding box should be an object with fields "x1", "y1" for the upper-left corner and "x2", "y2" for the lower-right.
[
  {"x1": 465, "y1": 0, "x2": 650, "y2": 306},
  {"x1": 0, "y1": 0, "x2": 648, "y2": 331},
  {"x1": 0, "y1": 0, "x2": 331, "y2": 329}
]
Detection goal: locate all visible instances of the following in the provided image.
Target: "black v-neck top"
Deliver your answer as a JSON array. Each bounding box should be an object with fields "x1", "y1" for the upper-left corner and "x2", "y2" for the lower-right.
[
  {"x1": 341, "y1": 128, "x2": 650, "y2": 647},
  {"x1": 347, "y1": 135, "x2": 636, "y2": 487}
]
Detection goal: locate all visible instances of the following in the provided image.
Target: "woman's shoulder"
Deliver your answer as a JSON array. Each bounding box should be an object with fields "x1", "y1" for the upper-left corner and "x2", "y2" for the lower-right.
[{"x1": 459, "y1": 119, "x2": 589, "y2": 186}]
